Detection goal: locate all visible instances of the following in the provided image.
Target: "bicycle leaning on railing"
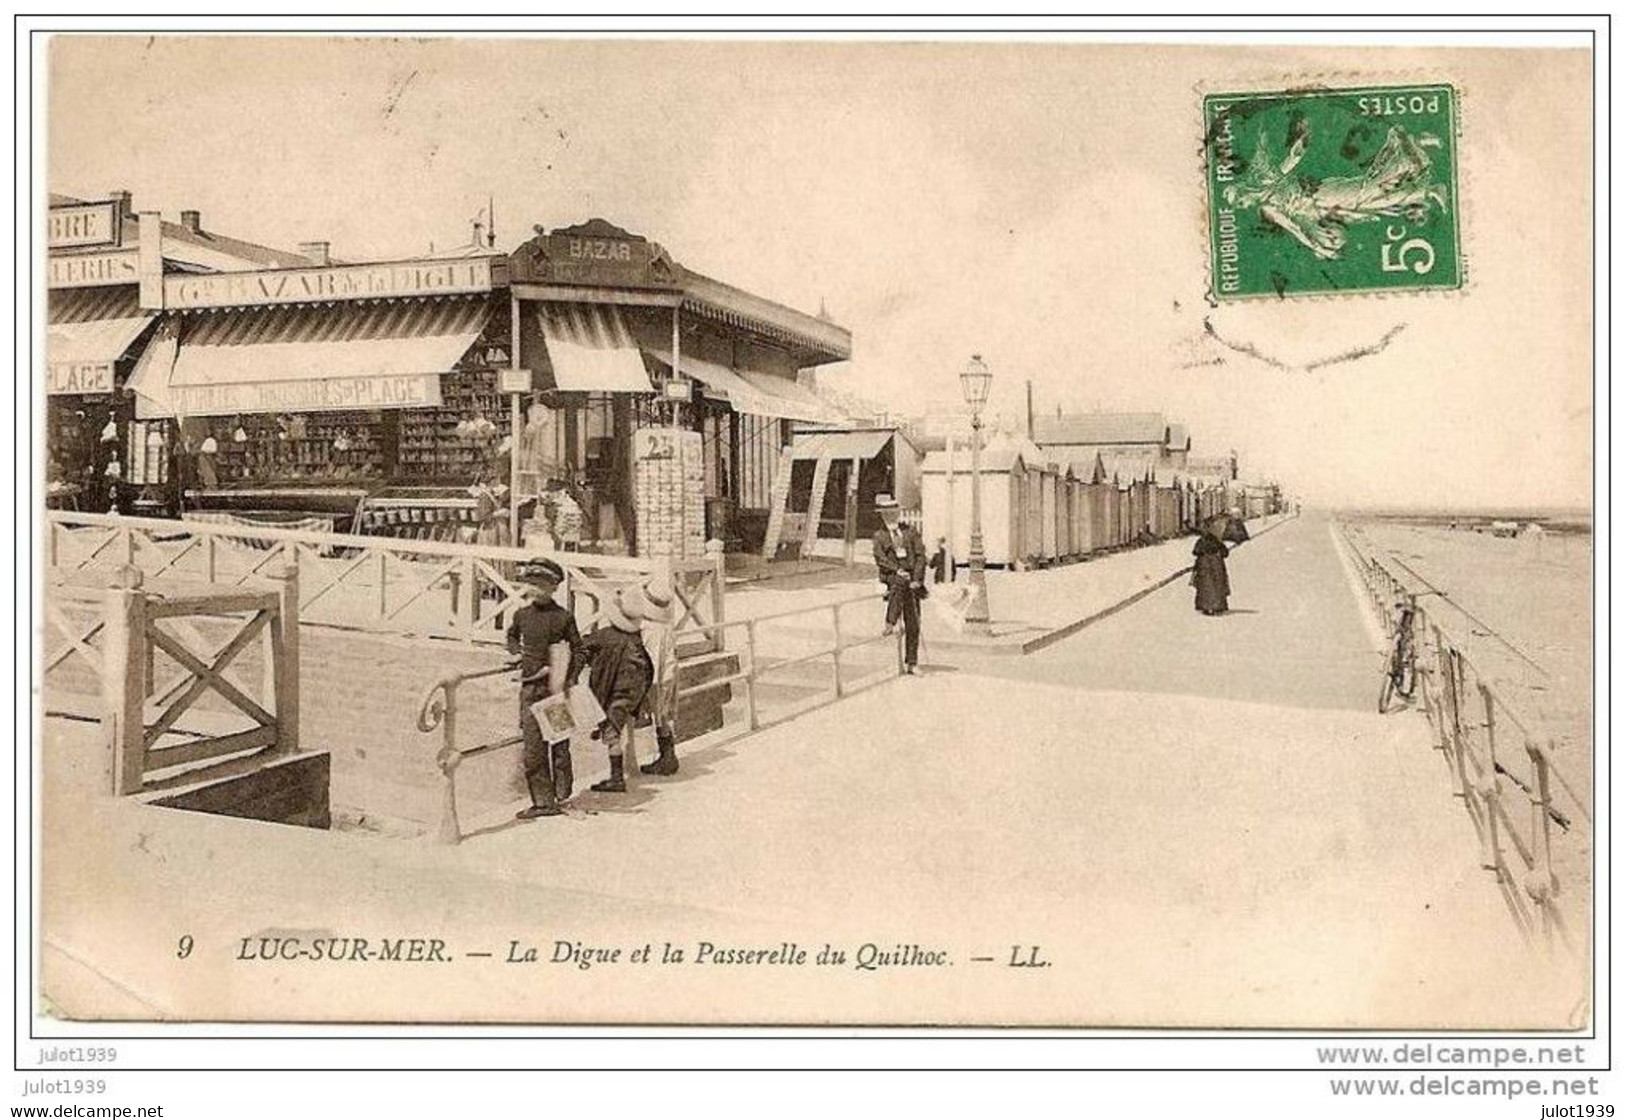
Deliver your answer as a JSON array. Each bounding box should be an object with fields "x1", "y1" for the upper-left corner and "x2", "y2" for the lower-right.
[
  {"x1": 1338, "y1": 521, "x2": 1588, "y2": 966},
  {"x1": 1377, "y1": 593, "x2": 1419, "y2": 714}
]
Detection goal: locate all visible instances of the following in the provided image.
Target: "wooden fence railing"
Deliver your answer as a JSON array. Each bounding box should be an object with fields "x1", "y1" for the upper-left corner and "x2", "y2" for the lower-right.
[
  {"x1": 1339, "y1": 522, "x2": 1587, "y2": 962},
  {"x1": 46, "y1": 511, "x2": 726, "y2": 652},
  {"x1": 46, "y1": 564, "x2": 300, "y2": 796},
  {"x1": 417, "y1": 591, "x2": 901, "y2": 844}
]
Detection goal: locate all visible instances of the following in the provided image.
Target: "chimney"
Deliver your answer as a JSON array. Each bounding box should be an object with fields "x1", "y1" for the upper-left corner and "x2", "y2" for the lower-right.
[
  {"x1": 107, "y1": 190, "x2": 132, "y2": 215},
  {"x1": 1026, "y1": 380, "x2": 1034, "y2": 441},
  {"x1": 179, "y1": 209, "x2": 202, "y2": 233},
  {"x1": 300, "y1": 241, "x2": 331, "y2": 266}
]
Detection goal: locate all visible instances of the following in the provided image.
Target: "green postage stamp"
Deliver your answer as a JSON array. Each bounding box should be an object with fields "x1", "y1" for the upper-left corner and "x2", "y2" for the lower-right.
[{"x1": 1204, "y1": 83, "x2": 1461, "y2": 299}]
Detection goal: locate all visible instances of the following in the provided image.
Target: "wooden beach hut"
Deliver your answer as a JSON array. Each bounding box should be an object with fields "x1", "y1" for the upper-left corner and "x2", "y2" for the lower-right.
[
  {"x1": 921, "y1": 435, "x2": 1032, "y2": 569},
  {"x1": 1040, "y1": 462, "x2": 1059, "y2": 564}
]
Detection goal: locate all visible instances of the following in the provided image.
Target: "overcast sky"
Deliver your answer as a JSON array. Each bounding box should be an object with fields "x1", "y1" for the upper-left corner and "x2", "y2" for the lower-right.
[{"x1": 48, "y1": 37, "x2": 1592, "y2": 509}]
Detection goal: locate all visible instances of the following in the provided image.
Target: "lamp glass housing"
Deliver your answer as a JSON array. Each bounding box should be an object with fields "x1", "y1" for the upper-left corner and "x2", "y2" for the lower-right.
[{"x1": 959, "y1": 354, "x2": 992, "y2": 410}]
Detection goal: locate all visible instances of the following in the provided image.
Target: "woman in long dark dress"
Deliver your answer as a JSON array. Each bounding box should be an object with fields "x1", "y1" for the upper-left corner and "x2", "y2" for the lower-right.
[{"x1": 1192, "y1": 517, "x2": 1231, "y2": 615}]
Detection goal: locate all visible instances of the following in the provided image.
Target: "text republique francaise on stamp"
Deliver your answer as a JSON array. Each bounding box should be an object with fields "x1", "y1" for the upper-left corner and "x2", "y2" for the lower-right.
[{"x1": 1204, "y1": 84, "x2": 1462, "y2": 299}]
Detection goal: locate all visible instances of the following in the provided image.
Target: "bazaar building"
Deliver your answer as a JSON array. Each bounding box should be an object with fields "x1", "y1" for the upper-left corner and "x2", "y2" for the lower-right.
[{"x1": 46, "y1": 195, "x2": 852, "y2": 557}]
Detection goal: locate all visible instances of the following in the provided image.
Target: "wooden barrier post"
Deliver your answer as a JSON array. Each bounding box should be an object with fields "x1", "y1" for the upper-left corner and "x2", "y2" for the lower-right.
[
  {"x1": 831, "y1": 603, "x2": 845, "y2": 698},
  {"x1": 651, "y1": 541, "x2": 676, "y2": 602},
  {"x1": 1439, "y1": 634, "x2": 1469, "y2": 803},
  {"x1": 705, "y1": 537, "x2": 726, "y2": 653},
  {"x1": 1476, "y1": 681, "x2": 1503, "y2": 878},
  {"x1": 650, "y1": 541, "x2": 677, "y2": 663},
  {"x1": 269, "y1": 562, "x2": 301, "y2": 756},
  {"x1": 101, "y1": 565, "x2": 147, "y2": 796},
  {"x1": 743, "y1": 620, "x2": 760, "y2": 731},
  {"x1": 376, "y1": 550, "x2": 389, "y2": 620},
  {"x1": 462, "y1": 555, "x2": 479, "y2": 641}
]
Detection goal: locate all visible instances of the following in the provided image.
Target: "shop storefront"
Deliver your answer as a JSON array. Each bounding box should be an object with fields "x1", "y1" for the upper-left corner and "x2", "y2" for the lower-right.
[
  {"x1": 505, "y1": 219, "x2": 850, "y2": 557},
  {"x1": 46, "y1": 193, "x2": 320, "y2": 516},
  {"x1": 46, "y1": 200, "x2": 853, "y2": 558},
  {"x1": 46, "y1": 283, "x2": 157, "y2": 512},
  {"x1": 127, "y1": 256, "x2": 514, "y2": 538},
  {"x1": 46, "y1": 197, "x2": 163, "y2": 514}
]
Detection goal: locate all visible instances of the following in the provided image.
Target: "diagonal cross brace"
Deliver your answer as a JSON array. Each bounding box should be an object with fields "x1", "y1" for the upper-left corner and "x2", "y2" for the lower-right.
[
  {"x1": 144, "y1": 610, "x2": 275, "y2": 747},
  {"x1": 45, "y1": 602, "x2": 105, "y2": 674}
]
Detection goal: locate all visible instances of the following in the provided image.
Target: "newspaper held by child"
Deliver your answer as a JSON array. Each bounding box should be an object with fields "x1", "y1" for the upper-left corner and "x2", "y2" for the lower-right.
[{"x1": 528, "y1": 684, "x2": 608, "y2": 742}]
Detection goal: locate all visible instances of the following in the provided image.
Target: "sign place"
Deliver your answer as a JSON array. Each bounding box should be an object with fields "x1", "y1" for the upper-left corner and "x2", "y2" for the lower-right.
[{"x1": 47, "y1": 361, "x2": 114, "y2": 395}]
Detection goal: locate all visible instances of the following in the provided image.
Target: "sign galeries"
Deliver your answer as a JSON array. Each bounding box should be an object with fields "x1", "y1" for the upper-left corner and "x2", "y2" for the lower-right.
[
  {"x1": 163, "y1": 257, "x2": 496, "y2": 310},
  {"x1": 48, "y1": 250, "x2": 139, "y2": 289}
]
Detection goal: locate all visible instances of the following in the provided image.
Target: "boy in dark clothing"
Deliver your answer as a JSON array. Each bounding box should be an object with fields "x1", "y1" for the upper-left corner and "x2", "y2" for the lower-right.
[
  {"x1": 572, "y1": 586, "x2": 656, "y2": 794},
  {"x1": 505, "y1": 559, "x2": 582, "y2": 818}
]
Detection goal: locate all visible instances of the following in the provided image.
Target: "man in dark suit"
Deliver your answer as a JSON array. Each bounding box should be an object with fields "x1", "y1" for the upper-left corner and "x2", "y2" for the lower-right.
[
  {"x1": 505, "y1": 559, "x2": 582, "y2": 818},
  {"x1": 873, "y1": 493, "x2": 927, "y2": 675}
]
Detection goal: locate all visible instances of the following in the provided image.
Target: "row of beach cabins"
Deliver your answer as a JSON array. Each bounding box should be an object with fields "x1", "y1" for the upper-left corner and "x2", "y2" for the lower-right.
[
  {"x1": 917, "y1": 431, "x2": 1278, "y2": 571},
  {"x1": 772, "y1": 410, "x2": 1285, "y2": 571}
]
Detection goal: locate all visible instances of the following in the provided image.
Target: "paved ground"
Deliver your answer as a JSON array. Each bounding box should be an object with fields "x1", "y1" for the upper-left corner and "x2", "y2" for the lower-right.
[
  {"x1": 38, "y1": 512, "x2": 1583, "y2": 1027},
  {"x1": 957, "y1": 512, "x2": 1378, "y2": 709}
]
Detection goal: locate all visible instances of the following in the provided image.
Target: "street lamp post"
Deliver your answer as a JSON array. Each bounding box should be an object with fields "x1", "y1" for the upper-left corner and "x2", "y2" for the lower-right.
[{"x1": 959, "y1": 354, "x2": 993, "y2": 636}]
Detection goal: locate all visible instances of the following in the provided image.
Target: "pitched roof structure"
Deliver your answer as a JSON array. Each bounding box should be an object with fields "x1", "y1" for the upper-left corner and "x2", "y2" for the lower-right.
[
  {"x1": 143, "y1": 214, "x2": 313, "y2": 270},
  {"x1": 1100, "y1": 454, "x2": 1155, "y2": 485},
  {"x1": 1032, "y1": 411, "x2": 1168, "y2": 447}
]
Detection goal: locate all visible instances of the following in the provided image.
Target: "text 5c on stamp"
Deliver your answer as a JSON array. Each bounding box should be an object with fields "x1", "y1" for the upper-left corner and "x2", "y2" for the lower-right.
[{"x1": 1204, "y1": 84, "x2": 1462, "y2": 299}]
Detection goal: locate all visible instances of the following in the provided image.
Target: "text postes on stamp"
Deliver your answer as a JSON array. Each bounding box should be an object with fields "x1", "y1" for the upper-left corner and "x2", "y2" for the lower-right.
[{"x1": 1204, "y1": 84, "x2": 1461, "y2": 300}]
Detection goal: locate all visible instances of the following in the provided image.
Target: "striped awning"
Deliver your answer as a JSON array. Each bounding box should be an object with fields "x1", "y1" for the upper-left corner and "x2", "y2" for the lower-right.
[
  {"x1": 732, "y1": 368, "x2": 846, "y2": 424},
  {"x1": 537, "y1": 302, "x2": 654, "y2": 393},
  {"x1": 49, "y1": 286, "x2": 144, "y2": 323},
  {"x1": 641, "y1": 346, "x2": 784, "y2": 414},
  {"x1": 46, "y1": 288, "x2": 155, "y2": 395},
  {"x1": 134, "y1": 297, "x2": 489, "y2": 417},
  {"x1": 790, "y1": 430, "x2": 893, "y2": 461}
]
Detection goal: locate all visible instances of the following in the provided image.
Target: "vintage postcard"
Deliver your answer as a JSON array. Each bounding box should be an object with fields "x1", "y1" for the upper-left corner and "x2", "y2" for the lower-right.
[{"x1": 34, "y1": 35, "x2": 1595, "y2": 1031}]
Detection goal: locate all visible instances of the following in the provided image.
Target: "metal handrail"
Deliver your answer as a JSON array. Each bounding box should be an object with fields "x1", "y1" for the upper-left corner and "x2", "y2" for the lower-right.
[
  {"x1": 417, "y1": 590, "x2": 903, "y2": 843},
  {"x1": 1338, "y1": 520, "x2": 1586, "y2": 961}
]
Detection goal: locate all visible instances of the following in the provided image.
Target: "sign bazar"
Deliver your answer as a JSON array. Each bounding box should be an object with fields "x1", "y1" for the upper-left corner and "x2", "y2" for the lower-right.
[{"x1": 164, "y1": 258, "x2": 495, "y2": 310}]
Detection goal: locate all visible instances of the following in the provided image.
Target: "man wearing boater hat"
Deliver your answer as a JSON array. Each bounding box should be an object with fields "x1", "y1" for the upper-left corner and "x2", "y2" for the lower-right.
[
  {"x1": 505, "y1": 558, "x2": 581, "y2": 818},
  {"x1": 872, "y1": 493, "x2": 927, "y2": 674}
]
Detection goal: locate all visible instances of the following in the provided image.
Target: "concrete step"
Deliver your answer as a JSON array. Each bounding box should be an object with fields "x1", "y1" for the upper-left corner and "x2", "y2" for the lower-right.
[{"x1": 142, "y1": 749, "x2": 331, "y2": 830}]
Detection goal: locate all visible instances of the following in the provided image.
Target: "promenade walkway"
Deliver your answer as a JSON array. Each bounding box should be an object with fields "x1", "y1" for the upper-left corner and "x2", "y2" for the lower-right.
[{"x1": 39, "y1": 515, "x2": 1582, "y2": 1027}]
